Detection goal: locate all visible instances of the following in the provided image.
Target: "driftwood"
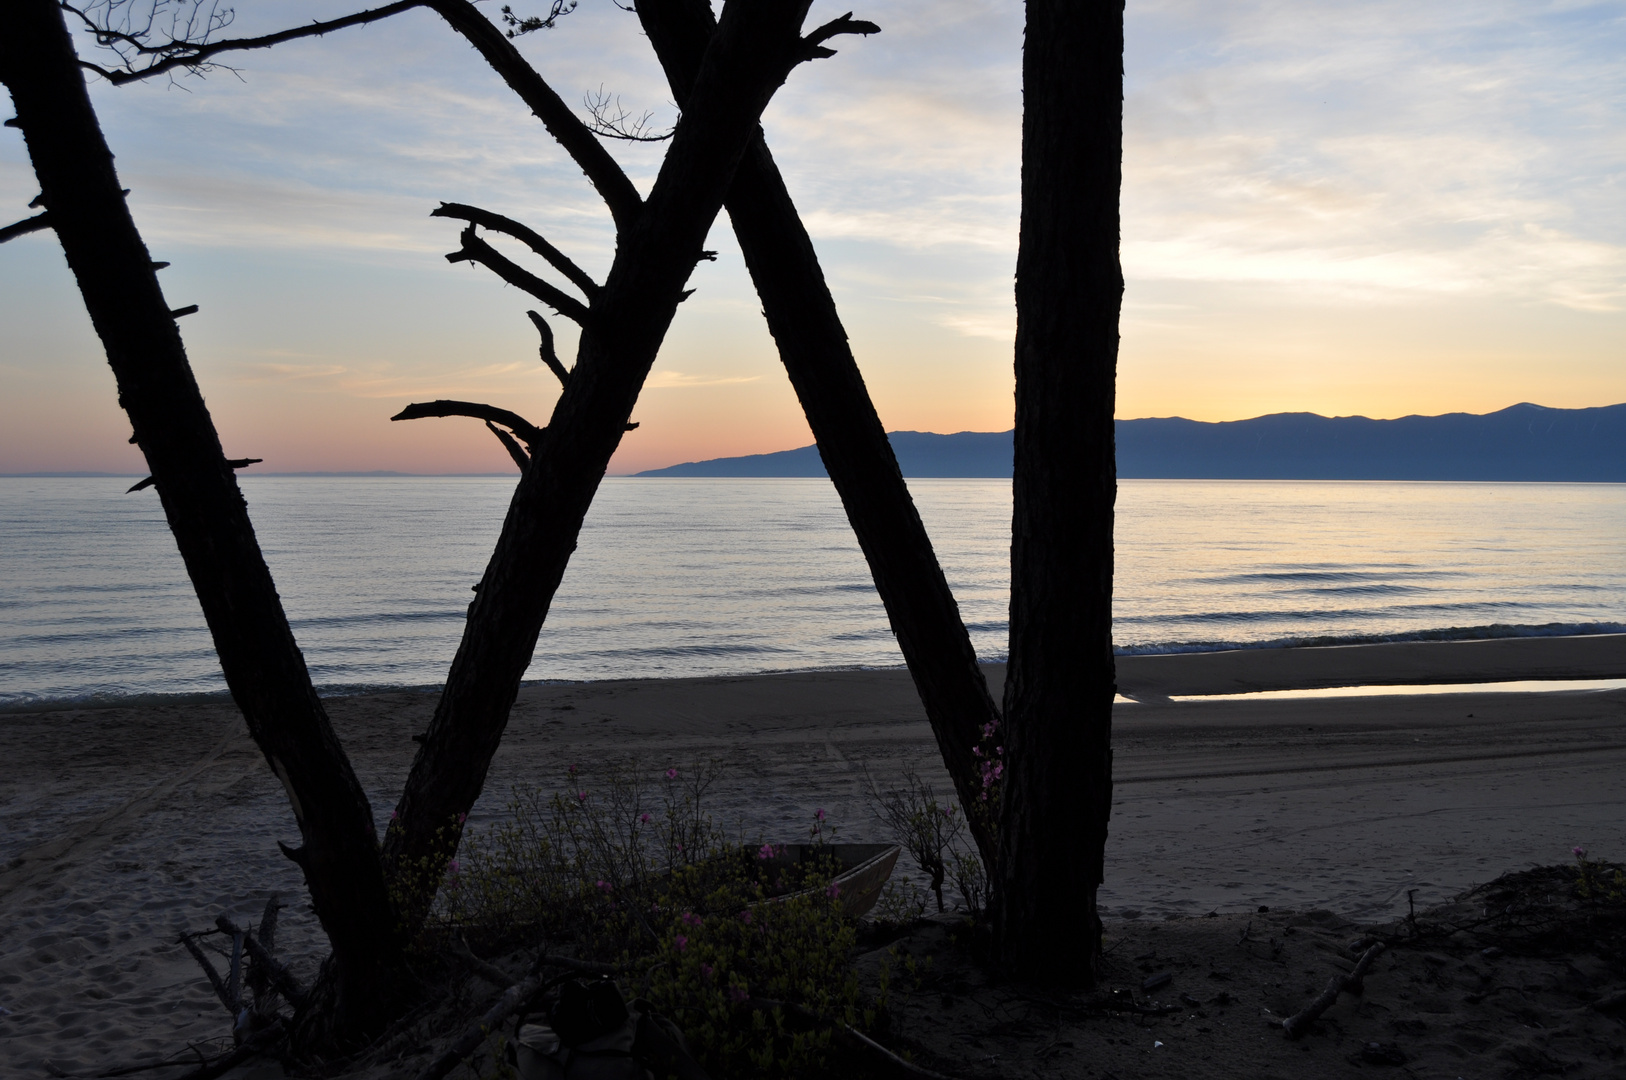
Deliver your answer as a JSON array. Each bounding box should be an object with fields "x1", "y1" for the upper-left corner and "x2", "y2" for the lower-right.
[
  {"x1": 1282, "y1": 942, "x2": 1386, "y2": 1037},
  {"x1": 744, "y1": 996, "x2": 959, "y2": 1080},
  {"x1": 178, "y1": 933, "x2": 237, "y2": 1016},
  {"x1": 412, "y1": 965, "x2": 550, "y2": 1080},
  {"x1": 216, "y1": 913, "x2": 308, "y2": 1010}
]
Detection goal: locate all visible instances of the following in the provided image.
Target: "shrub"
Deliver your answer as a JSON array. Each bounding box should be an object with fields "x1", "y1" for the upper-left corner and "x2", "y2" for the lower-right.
[{"x1": 433, "y1": 759, "x2": 862, "y2": 1077}]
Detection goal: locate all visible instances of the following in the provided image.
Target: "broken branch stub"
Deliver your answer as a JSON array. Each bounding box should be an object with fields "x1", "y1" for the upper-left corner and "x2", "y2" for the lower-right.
[
  {"x1": 126, "y1": 457, "x2": 261, "y2": 494},
  {"x1": 0, "y1": 211, "x2": 52, "y2": 244},
  {"x1": 485, "y1": 420, "x2": 531, "y2": 472},
  {"x1": 526, "y1": 309, "x2": 572, "y2": 387}
]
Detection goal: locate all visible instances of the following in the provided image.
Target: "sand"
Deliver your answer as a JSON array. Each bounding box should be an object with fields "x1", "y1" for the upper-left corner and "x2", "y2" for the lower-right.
[{"x1": 2, "y1": 635, "x2": 1623, "y2": 1077}]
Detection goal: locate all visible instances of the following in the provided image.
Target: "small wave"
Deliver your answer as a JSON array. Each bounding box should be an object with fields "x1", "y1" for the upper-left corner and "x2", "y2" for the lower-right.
[
  {"x1": 1194, "y1": 568, "x2": 1457, "y2": 585},
  {"x1": 0, "y1": 687, "x2": 236, "y2": 714}
]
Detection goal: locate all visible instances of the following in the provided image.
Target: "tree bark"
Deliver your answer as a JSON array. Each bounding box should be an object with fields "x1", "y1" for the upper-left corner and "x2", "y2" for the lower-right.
[
  {"x1": 0, "y1": 0, "x2": 398, "y2": 1038},
  {"x1": 993, "y1": 0, "x2": 1123, "y2": 981},
  {"x1": 382, "y1": 0, "x2": 854, "y2": 920},
  {"x1": 636, "y1": 0, "x2": 1004, "y2": 865}
]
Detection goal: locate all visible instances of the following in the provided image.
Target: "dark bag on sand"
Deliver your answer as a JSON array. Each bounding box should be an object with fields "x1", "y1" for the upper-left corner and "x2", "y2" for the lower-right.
[{"x1": 551, "y1": 977, "x2": 629, "y2": 1047}]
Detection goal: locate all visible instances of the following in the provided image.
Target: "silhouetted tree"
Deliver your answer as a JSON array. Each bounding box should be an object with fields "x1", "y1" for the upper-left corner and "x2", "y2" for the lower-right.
[
  {"x1": 2, "y1": 0, "x2": 399, "y2": 1042},
  {"x1": 993, "y1": 0, "x2": 1123, "y2": 982}
]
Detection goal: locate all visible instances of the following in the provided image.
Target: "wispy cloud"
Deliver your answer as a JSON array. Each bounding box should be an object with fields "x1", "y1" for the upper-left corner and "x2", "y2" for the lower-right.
[
  {"x1": 1120, "y1": 0, "x2": 1626, "y2": 309},
  {"x1": 645, "y1": 371, "x2": 762, "y2": 389}
]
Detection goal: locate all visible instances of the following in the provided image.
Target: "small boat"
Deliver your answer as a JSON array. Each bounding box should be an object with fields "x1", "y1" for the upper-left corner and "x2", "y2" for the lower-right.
[{"x1": 750, "y1": 843, "x2": 901, "y2": 918}]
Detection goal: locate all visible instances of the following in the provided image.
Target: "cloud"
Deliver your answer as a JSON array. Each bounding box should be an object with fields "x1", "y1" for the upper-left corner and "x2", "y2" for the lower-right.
[
  {"x1": 645, "y1": 371, "x2": 762, "y2": 389},
  {"x1": 1117, "y1": 0, "x2": 1626, "y2": 309}
]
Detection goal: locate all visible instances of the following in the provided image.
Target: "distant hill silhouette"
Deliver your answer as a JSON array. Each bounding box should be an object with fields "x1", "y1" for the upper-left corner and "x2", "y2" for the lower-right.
[{"x1": 636, "y1": 403, "x2": 1626, "y2": 481}]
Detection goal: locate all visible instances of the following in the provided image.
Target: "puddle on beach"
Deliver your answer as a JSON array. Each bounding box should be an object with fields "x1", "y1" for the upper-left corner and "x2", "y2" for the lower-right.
[{"x1": 1160, "y1": 676, "x2": 1626, "y2": 703}]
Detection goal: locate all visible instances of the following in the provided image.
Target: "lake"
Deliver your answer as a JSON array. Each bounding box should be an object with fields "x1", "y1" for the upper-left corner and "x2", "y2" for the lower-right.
[{"x1": 2, "y1": 476, "x2": 1622, "y2": 707}]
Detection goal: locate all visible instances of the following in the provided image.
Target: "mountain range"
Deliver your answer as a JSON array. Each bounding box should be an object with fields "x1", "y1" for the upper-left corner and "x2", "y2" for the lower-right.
[{"x1": 635, "y1": 403, "x2": 1626, "y2": 481}]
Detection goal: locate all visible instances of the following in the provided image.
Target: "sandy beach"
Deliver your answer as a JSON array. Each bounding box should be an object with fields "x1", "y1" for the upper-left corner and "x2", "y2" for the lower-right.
[{"x1": 2, "y1": 635, "x2": 1623, "y2": 1076}]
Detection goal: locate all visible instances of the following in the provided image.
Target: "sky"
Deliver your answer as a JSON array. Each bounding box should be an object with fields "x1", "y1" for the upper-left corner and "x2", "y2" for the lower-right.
[{"x1": 1, "y1": 0, "x2": 1622, "y2": 475}]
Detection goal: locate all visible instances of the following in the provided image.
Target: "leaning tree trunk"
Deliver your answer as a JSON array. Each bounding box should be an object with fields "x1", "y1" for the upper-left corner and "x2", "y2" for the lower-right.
[
  {"x1": 382, "y1": 0, "x2": 860, "y2": 921},
  {"x1": 0, "y1": 0, "x2": 398, "y2": 1039},
  {"x1": 993, "y1": 0, "x2": 1123, "y2": 981},
  {"x1": 636, "y1": 0, "x2": 1003, "y2": 865}
]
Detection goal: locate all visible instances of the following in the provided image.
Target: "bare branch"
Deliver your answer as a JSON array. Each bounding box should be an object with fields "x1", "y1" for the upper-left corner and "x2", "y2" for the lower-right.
[
  {"x1": 424, "y1": 0, "x2": 643, "y2": 231},
  {"x1": 0, "y1": 212, "x2": 52, "y2": 244},
  {"x1": 431, "y1": 202, "x2": 598, "y2": 298},
  {"x1": 68, "y1": 1, "x2": 645, "y2": 231},
  {"x1": 583, "y1": 85, "x2": 673, "y2": 142},
  {"x1": 445, "y1": 225, "x2": 593, "y2": 327},
  {"x1": 390, "y1": 400, "x2": 544, "y2": 444},
  {"x1": 484, "y1": 419, "x2": 530, "y2": 471},
  {"x1": 66, "y1": 1, "x2": 426, "y2": 85},
  {"x1": 525, "y1": 309, "x2": 571, "y2": 387},
  {"x1": 801, "y1": 12, "x2": 881, "y2": 60}
]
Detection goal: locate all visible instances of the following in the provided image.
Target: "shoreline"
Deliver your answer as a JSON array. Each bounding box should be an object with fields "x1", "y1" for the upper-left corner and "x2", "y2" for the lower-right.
[{"x1": 5, "y1": 630, "x2": 1624, "y2": 714}]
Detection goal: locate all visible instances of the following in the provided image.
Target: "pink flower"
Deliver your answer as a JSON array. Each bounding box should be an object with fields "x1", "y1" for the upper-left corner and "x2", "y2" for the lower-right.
[
  {"x1": 457, "y1": 812, "x2": 468, "y2": 825},
  {"x1": 701, "y1": 963, "x2": 714, "y2": 979},
  {"x1": 577, "y1": 790, "x2": 589, "y2": 802},
  {"x1": 815, "y1": 808, "x2": 826, "y2": 822},
  {"x1": 1574, "y1": 846, "x2": 1588, "y2": 858},
  {"x1": 389, "y1": 809, "x2": 399, "y2": 820},
  {"x1": 729, "y1": 985, "x2": 748, "y2": 1003},
  {"x1": 666, "y1": 767, "x2": 679, "y2": 780},
  {"x1": 448, "y1": 860, "x2": 460, "y2": 875},
  {"x1": 825, "y1": 882, "x2": 842, "y2": 899},
  {"x1": 596, "y1": 879, "x2": 612, "y2": 892},
  {"x1": 640, "y1": 813, "x2": 651, "y2": 824},
  {"x1": 568, "y1": 763, "x2": 578, "y2": 775},
  {"x1": 757, "y1": 843, "x2": 776, "y2": 861},
  {"x1": 739, "y1": 910, "x2": 753, "y2": 925},
  {"x1": 674, "y1": 935, "x2": 688, "y2": 952},
  {"x1": 682, "y1": 911, "x2": 702, "y2": 926}
]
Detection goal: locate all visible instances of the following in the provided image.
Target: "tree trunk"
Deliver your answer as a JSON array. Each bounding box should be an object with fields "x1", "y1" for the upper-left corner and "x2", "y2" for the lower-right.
[
  {"x1": 382, "y1": 0, "x2": 845, "y2": 919},
  {"x1": 636, "y1": 0, "x2": 1004, "y2": 865},
  {"x1": 1, "y1": 0, "x2": 398, "y2": 1039},
  {"x1": 993, "y1": 0, "x2": 1123, "y2": 981}
]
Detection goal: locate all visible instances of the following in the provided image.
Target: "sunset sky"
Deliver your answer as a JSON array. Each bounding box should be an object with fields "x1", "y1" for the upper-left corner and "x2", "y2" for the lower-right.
[{"x1": 2, "y1": 0, "x2": 1622, "y2": 475}]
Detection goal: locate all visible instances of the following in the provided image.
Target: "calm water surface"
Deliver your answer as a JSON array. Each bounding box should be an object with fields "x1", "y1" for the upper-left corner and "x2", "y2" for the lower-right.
[{"x1": 1, "y1": 476, "x2": 1622, "y2": 706}]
